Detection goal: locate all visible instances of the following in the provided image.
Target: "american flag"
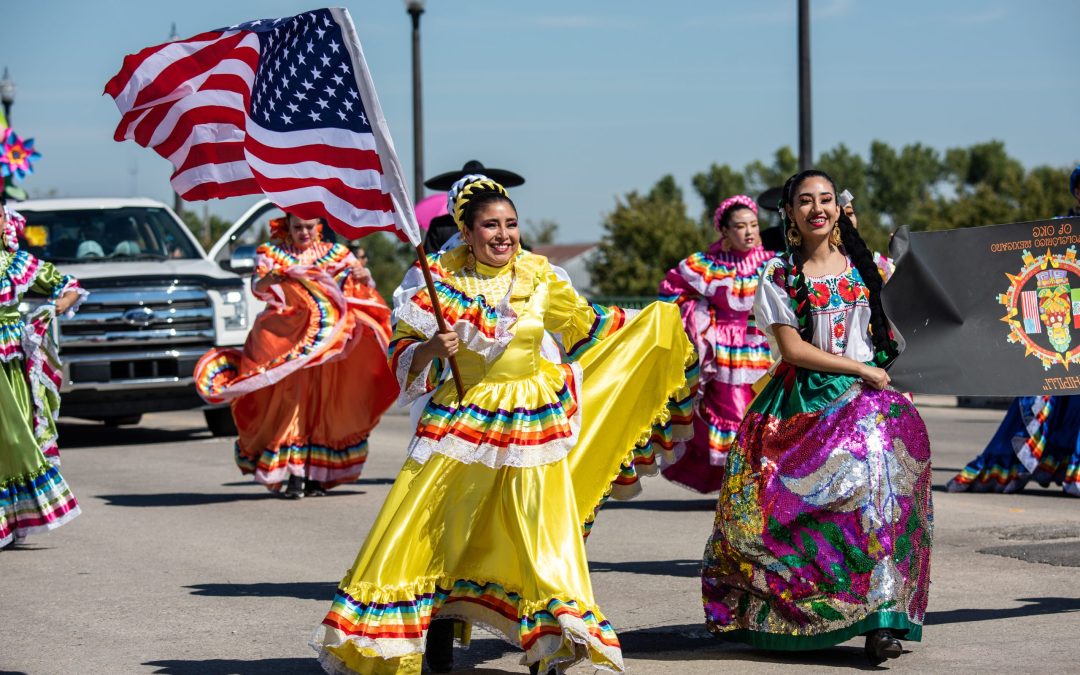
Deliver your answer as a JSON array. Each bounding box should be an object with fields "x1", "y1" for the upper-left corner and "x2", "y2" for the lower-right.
[
  {"x1": 1021, "y1": 290, "x2": 1041, "y2": 334},
  {"x1": 105, "y1": 8, "x2": 420, "y2": 244}
]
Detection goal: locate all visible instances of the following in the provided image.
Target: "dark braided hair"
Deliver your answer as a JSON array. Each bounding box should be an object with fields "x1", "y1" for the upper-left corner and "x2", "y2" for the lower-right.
[
  {"x1": 781, "y1": 169, "x2": 897, "y2": 365},
  {"x1": 462, "y1": 190, "x2": 516, "y2": 230},
  {"x1": 779, "y1": 173, "x2": 813, "y2": 343}
]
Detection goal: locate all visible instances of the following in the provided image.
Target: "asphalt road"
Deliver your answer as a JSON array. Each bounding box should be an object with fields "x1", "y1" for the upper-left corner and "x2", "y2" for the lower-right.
[{"x1": 3, "y1": 403, "x2": 1079, "y2": 674}]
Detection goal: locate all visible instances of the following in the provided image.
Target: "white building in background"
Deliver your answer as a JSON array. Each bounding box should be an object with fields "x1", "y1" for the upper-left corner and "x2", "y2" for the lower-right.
[{"x1": 533, "y1": 243, "x2": 599, "y2": 298}]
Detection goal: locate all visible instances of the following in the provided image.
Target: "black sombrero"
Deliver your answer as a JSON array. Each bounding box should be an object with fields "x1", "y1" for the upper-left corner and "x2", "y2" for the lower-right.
[
  {"x1": 757, "y1": 186, "x2": 784, "y2": 213},
  {"x1": 424, "y1": 160, "x2": 525, "y2": 191},
  {"x1": 756, "y1": 186, "x2": 787, "y2": 251}
]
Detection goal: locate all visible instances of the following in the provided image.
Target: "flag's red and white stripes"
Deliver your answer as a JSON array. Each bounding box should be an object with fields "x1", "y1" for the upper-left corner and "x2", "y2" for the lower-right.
[
  {"x1": 1021, "y1": 290, "x2": 1041, "y2": 334},
  {"x1": 104, "y1": 13, "x2": 414, "y2": 242}
]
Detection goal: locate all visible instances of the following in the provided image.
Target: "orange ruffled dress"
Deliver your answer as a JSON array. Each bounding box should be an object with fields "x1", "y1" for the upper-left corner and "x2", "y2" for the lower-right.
[{"x1": 195, "y1": 241, "x2": 398, "y2": 491}]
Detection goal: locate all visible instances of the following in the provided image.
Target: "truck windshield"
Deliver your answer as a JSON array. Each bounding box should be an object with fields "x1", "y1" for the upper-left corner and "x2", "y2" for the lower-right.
[{"x1": 17, "y1": 207, "x2": 201, "y2": 263}]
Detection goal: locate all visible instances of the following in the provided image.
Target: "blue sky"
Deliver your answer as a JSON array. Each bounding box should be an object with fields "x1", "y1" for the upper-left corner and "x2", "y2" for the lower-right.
[{"x1": 6, "y1": 0, "x2": 1078, "y2": 243}]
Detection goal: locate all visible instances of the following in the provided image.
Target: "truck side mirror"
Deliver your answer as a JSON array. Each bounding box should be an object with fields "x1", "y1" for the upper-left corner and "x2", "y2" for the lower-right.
[{"x1": 229, "y1": 245, "x2": 258, "y2": 273}]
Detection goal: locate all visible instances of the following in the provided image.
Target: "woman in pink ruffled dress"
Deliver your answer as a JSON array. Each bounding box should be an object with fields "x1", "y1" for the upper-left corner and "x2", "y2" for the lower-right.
[{"x1": 659, "y1": 195, "x2": 774, "y2": 492}]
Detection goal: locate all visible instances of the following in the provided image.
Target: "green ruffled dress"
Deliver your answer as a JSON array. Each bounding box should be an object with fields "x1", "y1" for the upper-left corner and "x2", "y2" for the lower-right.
[{"x1": 1, "y1": 248, "x2": 85, "y2": 547}]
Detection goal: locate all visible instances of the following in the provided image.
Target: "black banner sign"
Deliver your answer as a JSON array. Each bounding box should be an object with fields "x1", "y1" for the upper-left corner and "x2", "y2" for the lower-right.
[{"x1": 884, "y1": 217, "x2": 1080, "y2": 395}]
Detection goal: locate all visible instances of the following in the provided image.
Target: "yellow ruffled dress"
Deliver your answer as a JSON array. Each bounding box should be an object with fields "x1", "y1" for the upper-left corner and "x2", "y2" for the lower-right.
[{"x1": 312, "y1": 248, "x2": 698, "y2": 674}]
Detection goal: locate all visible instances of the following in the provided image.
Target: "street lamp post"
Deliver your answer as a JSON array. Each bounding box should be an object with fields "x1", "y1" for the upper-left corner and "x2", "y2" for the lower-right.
[
  {"x1": 405, "y1": 0, "x2": 426, "y2": 201},
  {"x1": 0, "y1": 68, "x2": 14, "y2": 202},
  {"x1": 0, "y1": 68, "x2": 15, "y2": 125},
  {"x1": 797, "y1": 0, "x2": 812, "y2": 171},
  {"x1": 167, "y1": 23, "x2": 185, "y2": 216}
]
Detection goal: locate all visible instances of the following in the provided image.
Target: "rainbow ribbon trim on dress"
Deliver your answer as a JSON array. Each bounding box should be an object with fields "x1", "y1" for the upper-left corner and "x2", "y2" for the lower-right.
[
  {"x1": 410, "y1": 281, "x2": 505, "y2": 341},
  {"x1": 949, "y1": 460, "x2": 1025, "y2": 491},
  {"x1": 663, "y1": 247, "x2": 774, "y2": 312},
  {"x1": 320, "y1": 577, "x2": 621, "y2": 663},
  {"x1": 414, "y1": 366, "x2": 579, "y2": 452},
  {"x1": 0, "y1": 461, "x2": 81, "y2": 547},
  {"x1": 714, "y1": 342, "x2": 773, "y2": 372},
  {"x1": 564, "y1": 304, "x2": 627, "y2": 361},
  {"x1": 234, "y1": 434, "x2": 370, "y2": 489},
  {"x1": 194, "y1": 350, "x2": 242, "y2": 403},
  {"x1": 0, "y1": 250, "x2": 39, "y2": 305},
  {"x1": 256, "y1": 241, "x2": 352, "y2": 272}
]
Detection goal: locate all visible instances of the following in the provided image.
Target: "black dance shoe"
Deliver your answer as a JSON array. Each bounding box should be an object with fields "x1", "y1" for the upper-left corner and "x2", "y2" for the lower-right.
[
  {"x1": 528, "y1": 662, "x2": 558, "y2": 675},
  {"x1": 304, "y1": 479, "x2": 327, "y2": 497},
  {"x1": 426, "y1": 619, "x2": 455, "y2": 672},
  {"x1": 865, "y1": 629, "x2": 903, "y2": 666},
  {"x1": 283, "y1": 474, "x2": 304, "y2": 500}
]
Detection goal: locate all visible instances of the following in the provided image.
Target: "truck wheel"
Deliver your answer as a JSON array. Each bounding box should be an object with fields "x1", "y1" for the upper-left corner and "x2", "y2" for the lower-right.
[
  {"x1": 101, "y1": 415, "x2": 142, "y2": 427},
  {"x1": 204, "y1": 407, "x2": 238, "y2": 437}
]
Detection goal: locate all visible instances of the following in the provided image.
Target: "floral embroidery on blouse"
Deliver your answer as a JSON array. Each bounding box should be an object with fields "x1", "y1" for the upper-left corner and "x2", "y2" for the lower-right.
[
  {"x1": 807, "y1": 265, "x2": 870, "y2": 354},
  {"x1": 806, "y1": 266, "x2": 870, "y2": 309}
]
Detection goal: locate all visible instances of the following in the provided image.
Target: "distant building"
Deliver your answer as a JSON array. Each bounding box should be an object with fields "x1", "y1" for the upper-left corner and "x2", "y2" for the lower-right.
[{"x1": 533, "y1": 243, "x2": 598, "y2": 297}]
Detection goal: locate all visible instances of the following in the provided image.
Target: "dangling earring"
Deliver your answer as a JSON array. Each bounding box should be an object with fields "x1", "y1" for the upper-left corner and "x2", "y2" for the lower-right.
[
  {"x1": 786, "y1": 227, "x2": 802, "y2": 248},
  {"x1": 830, "y1": 223, "x2": 842, "y2": 247},
  {"x1": 466, "y1": 243, "x2": 476, "y2": 269},
  {"x1": 720, "y1": 235, "x2": 732, "y2": 252}
]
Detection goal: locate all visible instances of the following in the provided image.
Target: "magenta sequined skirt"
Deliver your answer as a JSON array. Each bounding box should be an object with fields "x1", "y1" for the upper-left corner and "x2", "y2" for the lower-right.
[{"x1": 702, "y1": 375, "x2": 933, "y2": 650}]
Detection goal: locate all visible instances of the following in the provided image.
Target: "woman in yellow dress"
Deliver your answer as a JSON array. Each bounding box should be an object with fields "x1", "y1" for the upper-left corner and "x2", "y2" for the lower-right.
[{"x1": 311, "y1": 176, "x2": 698, "y2": 674}]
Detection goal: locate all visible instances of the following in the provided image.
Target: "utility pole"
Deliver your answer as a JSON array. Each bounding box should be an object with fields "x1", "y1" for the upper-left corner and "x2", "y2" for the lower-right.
[{"x1": 798, "y1": 0, "x2": 812, "y2": 171}]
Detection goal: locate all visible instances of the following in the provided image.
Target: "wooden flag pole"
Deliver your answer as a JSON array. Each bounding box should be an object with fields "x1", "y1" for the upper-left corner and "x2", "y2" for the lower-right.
[{"x1": 414, "y1": 243, "x2": 466, "y2": 400}]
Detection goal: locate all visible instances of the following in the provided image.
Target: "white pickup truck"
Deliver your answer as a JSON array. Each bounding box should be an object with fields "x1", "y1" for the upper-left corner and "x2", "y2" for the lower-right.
[{"x1": 15, "y1": 197, "x2": 281, "y2": 435}]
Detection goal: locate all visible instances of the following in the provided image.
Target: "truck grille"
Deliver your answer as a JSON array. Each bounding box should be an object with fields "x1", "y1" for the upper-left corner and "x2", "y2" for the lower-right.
[{"x1": 60, "y1": 285, "x2": 215, "y2": 348}]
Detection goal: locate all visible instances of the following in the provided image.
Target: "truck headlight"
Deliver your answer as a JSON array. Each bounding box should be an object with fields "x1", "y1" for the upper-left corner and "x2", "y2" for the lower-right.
[{"x1": 223, "y1": 290, "x2": 247, "y2": 330}]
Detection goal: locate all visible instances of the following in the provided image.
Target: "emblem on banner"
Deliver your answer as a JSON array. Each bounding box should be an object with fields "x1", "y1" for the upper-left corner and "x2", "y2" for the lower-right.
[{"x1": 998, "y1": 247, "x2": 1080, "y2": 370}]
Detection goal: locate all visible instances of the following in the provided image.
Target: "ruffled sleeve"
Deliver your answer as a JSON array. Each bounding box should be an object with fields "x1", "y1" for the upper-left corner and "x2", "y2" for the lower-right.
[
  {"x1": 544, "y1": 271, "x2": 636, "y2": 362},
  {"x1": 754, "y1": 257, "x2": 797, "y2": 331},
  {"x1": 330, "y1": 246, "x2": 354, "y2": 288},
  {"x1": 30, "y1": 259, "x2": 86, "y2": 318},
  {"x1": 388, "y1": 316, "x2": 445, "y2": 405},
  {"x1": 251, "y1": 244, "x2": 281, "y2": 302},
  {"x1": 321, "y1": 244, "x2": 374, "y2": 290},
  {"x1": 658, "y1": 259, "x2": 700, "y2": 306}
]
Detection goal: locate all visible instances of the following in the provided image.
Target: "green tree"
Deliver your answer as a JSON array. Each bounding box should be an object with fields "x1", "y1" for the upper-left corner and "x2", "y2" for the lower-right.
[
  {"x1": 912, "y1": 143, "x2": 1074, "y2": 230},
  {"x1": 351, "y1": 232, "x2": 414, "y2": 296},
  {"x1": 745, "y1": 146, "x2": 800, "y2": 196},
  {"x1": 181, "y1": 210, "x2": 232, "y2": 249},
  {"x1": 691, "y1": 147, "x2": 798, "y2": 232},
  {"x1": 816, "y1": 143, "x2": 887, "y2": 250},
  {"x1": 594, "y1": 141, "x2": 1076, "y2": 299},
  {"x1": 691, "y1": 164, "x2": 747, "y2": 224},
  {"x1": 865, "y1": 141, "x2": 945, "y2": 232},
  {"x1": 588, "y1": 175, "x2": 710, "y2": 296}
]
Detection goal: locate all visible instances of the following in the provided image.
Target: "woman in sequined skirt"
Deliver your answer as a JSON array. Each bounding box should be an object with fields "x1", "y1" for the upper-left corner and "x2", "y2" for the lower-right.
[{"x1": 701, "y1": 170, "x2": 933, "y2": 666}]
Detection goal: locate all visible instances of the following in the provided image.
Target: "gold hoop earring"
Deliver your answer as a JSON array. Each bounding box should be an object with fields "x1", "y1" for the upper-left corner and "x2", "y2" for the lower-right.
[
  {"x1": 719, "y1": 236, "x2": 732, "y2": 252},
  {"x1": 830, "y1": 223, "x2": 842, "y2": 247},
  {"x1": 786, "y1": 227, "x2": 802, "y2": 248}
]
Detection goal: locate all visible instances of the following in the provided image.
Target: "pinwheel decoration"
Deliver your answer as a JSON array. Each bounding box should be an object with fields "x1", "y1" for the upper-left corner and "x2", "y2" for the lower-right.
[{"x1": 0, "y1": 128, "x2": 40, "y2": 181}]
